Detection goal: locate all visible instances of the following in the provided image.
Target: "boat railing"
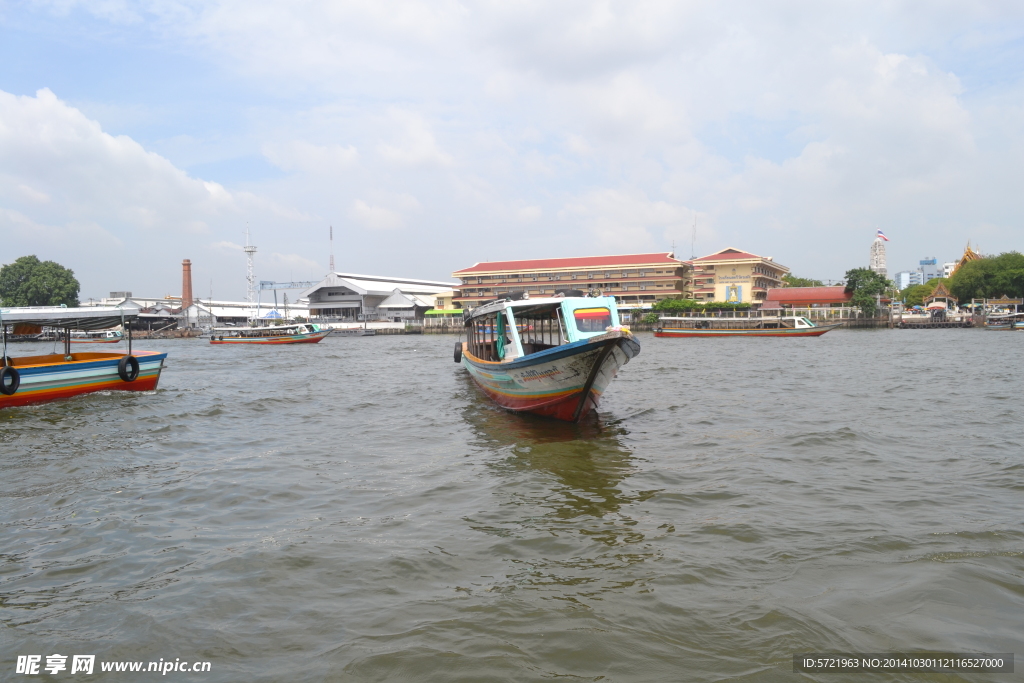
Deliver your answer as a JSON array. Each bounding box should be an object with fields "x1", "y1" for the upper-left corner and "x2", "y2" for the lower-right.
[{"x1": 656, "y1": 306, "x2": 870, "y2": 320}]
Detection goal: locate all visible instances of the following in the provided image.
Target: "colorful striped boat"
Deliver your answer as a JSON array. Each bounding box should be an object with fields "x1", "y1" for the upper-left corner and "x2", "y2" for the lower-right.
[
  {"x1": 457, "y1": 295, "x2": 640, "y2": 422},
  {"x1": 210, "y1": 323, "x2": 331, "y2": 344},
  {"x1": 655, "y1": 315, "x2": 842, "y2": 338},
  {"x1": 1, "y1": 305, "x2": 166, "y2": 410}
]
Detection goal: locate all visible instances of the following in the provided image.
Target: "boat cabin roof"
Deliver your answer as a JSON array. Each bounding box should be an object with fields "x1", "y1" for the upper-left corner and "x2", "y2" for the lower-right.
[
  {"x1": 0, "y1": 303, "x2": 141, "y2": 330},
  {"x1": 466, "y1": 295, "x2": 615, "y2": 321}
]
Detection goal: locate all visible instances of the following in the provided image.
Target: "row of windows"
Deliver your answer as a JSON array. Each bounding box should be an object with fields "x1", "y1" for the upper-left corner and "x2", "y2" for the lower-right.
[
  {"x1": 463, "y1": 269, "x2": 683, "y2": 284},
  {"x1": 459, "y1": 282, "x2": 677, "y2": 297}
]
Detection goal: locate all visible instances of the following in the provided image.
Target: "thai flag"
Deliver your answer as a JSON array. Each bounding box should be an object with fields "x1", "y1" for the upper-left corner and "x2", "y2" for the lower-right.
[{"x1": 877, "y1": 229, "x2": 889, "y2": 241}]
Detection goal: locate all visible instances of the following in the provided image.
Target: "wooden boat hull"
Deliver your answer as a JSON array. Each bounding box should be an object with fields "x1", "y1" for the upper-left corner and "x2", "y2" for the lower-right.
[
  {"x1": 0, "y1": 351, "x2": 167, "y2": 410},
  {"x1": 69, "y1": 338, "x2": 122, "y2": 344},
  {"x1": 210, "y1": 330, "x2": 331, "y2": 344},
  {"x1": 654, "y1": 324, "x2": 842, "y2": 338},
  {"x1": 461, "y1": 331, "x2": 640, "y2": 422}
]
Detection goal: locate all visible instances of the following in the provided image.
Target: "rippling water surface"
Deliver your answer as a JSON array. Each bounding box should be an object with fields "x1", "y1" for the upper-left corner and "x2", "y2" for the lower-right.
[{"x1": 2, "y1": 330, "x2": 1022, "y2": 681}]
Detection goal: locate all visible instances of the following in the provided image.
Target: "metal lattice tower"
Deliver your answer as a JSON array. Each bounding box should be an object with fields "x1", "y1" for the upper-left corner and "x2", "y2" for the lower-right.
[{"x1": 244, "y1": 225, "x2": 257, "y2": 309}]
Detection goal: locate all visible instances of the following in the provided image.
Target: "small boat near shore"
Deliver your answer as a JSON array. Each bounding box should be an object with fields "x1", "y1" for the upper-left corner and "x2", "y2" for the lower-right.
[
  {"x1": 333, "y1": 328, "x2": 376, "y2": 337},
  {"x1": 984, "y1": 313, "x2": 1024, "y2": 330},
  {"x1": 70, "y1": 329, "x2": 123, "y2": 344},
  {"x1": 457, "y1": 294, "x2": 640, "y2": 422},
  {"x1": 210, "y1": 323, "x2": 331, "y2": 344},
  {"x1": 655, "y1": 315, "x2": 842, "y2": 338},
  {"x1": 1, "y1": 305, "x2": 166, "y2": 410}
]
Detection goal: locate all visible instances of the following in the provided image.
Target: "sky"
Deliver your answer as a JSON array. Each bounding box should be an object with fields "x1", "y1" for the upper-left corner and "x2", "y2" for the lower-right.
[{"x1": 1, "y1": 0, "x2": 1023, "y2": 300}]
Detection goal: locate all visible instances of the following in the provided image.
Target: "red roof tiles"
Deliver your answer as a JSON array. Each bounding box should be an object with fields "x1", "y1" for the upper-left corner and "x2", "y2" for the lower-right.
[
  {"x1": 693, "y1": 248, "x2": 762, "y2": 261},
  {"x1": 453, "y1": 253, "x2": 683, "y2": 275},
  {"x1": 764, "y1": 286, "x2": 852, "y2": 305}
]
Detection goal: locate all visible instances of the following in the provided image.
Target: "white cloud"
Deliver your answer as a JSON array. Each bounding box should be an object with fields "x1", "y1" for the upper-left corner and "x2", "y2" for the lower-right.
[
  {"x1": 15, "y1": 184, "x2": 51, "y2": 204},
  {"x1": 377, "y1": 109, "x2": 453, "y2": 167},
  {"x1": 8, "y1": 1, "x2": 1024, "y2": 283},
  {"x1": 0, "y1": 88, "x2": 247, "y2": 236},
  {"x1": 263, "y1": 140, "x2": 359, "y2": 173},
  {"x1": 349, "y1": 200, "x2": 405, "y2": 230},
  {"x1": 561, "y1": 189, "x2": 693, "y2": 252},
  {"x1": 0, "y1": 88, "x2": 311, "y2": 297}
]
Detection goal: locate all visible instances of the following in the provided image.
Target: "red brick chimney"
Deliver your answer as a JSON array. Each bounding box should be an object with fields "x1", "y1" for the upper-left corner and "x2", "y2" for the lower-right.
[{"x1": 182, "y1": 259, "x2": 194, "y2": 309}]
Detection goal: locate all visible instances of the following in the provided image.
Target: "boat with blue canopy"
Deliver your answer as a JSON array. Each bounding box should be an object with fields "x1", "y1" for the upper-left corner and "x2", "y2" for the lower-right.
[{"x1": 456, "y1": 293, "x2": 640, "y2": 422}]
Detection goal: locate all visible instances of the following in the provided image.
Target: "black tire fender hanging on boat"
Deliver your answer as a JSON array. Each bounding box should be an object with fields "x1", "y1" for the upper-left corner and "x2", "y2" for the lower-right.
[
  {"x1": 0, "y1": 365, "x2": 20, "y2": 395},
  {"x1": 118, "y1": 355, "x2": 140, "y2": 382},
  {"x1": 454, "y1": 342, "x2": 463, "y2": 363}
]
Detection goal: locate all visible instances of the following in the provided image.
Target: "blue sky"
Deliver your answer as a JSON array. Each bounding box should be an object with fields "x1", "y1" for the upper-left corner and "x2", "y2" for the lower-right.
[{"x1": 2, "y1": 1, "x2": 1023, "y2": 300}]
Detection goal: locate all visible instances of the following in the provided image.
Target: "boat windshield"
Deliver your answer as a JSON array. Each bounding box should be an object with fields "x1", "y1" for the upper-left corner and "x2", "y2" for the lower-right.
[{"x1": 573, "y1": 307, "x2": 611, "y2": 333}]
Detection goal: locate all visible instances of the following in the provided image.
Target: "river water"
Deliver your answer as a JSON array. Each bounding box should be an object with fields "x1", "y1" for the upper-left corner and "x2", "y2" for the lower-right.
[{"x1": 2, "y1": 330, "x2": 1021, "y2": 681}]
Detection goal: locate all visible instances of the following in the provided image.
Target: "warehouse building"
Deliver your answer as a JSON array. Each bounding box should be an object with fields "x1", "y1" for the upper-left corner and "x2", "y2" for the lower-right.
[{"x1": 300, "y1": 273, "x2": 457, "y2": 322}]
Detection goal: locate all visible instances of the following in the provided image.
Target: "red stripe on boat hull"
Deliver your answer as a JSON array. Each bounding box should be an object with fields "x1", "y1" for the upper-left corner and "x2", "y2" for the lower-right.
[
  {"x1": 0, "y1": 375, "x2": 161, "y2": 409},
  {"x1": 210, "y1": 331, "x2": 330, "y2": 344},
  {"x1": 471, "y1": 381, "x2": 602, "y2": 422},
  {"x1": 654, "y1": 328, "x2": 835, "y2": 338}
]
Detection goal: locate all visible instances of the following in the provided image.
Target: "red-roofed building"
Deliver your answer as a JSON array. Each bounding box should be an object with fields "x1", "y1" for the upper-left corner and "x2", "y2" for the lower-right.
[
  {"x1": 762, "y1": 286, "x2": 853, "y2": 308},
  {"x1": 452, "y1": 253, "x2": 688, "y2": 308},
  {"x1": 689, "y1": 248, "x2": 790, "y2": 304}
]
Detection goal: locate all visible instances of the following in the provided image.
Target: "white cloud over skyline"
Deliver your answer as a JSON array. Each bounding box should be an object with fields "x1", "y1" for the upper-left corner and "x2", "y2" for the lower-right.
[{"x1": 1, "y1": 1, "x2": 1022, "y2": 298}]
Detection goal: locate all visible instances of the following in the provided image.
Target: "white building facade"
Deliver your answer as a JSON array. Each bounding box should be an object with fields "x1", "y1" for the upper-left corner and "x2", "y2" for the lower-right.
[
  {"x1": 301, "y1": 273, "x2": 457, "y2": 322},
  {"x1": 869, "y1": 238, "x2": 888, "y2": 277}
]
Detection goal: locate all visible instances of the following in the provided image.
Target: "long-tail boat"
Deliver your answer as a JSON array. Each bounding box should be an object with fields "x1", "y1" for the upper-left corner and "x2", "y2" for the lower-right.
[
  {"x1": 654, "y1": 315, "x2": 841, "y2": 338},
  {"x1": 210, "y1": 323, "x2": 331, "y2": 344},
  {"x1": 0, "y1": 305, "x2": 166, "y2": 410},
  {"x1": 457, "y1": 293, "x2": 640, "y2": 422},
  {"x1": 70, "y1": 329, "x2": 124, "y2": 344}
]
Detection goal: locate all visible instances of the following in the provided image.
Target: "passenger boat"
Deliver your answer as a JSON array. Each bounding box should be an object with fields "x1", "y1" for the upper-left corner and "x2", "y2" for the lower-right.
[
  {"x1": 654, "y1": 315, "x2": 842, "y2": 338},
  {"x1": 70, "y1": 329, "x2": 123, "y2": 344},
  {"x1": 210, "y1": 323, "x2": 331, "y2": 344},
  {"x1": 0, "y1": 305, "x2": 166, "y2": 410},
  {"x1": 984, "y1": 314, "x2": 1023, "y2": 330},
  {"x1": 457, "y1": 294, "x2": 640, "y2": 422}
]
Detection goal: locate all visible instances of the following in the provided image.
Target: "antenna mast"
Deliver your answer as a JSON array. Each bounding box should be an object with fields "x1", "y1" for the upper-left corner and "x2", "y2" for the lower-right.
[
  {"x1": 691, "y1": 215, "x2": 697, "y2": 259},
  {"x1": 329, "y1": 226, "x2": 335, "y2": 273},
  {"x1": 244, "y1": 224, "x2": 257, "y2": 320}
]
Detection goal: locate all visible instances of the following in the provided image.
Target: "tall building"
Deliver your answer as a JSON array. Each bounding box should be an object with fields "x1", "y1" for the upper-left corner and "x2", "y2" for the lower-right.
[
  {"x1": 869, "y1": 238, "x2": 887, "y2": 276},
  {"x1": 688, "y1": 248, "x2": 789, "y2": 303},
  {"x1": 894, "y1": 271, "x2": 914, "y2": 290},
  {"x1": 451, "y1": 253, "x2": 688, "y2": 309},
  {"x1": 919, "y1": 257, "x2": 941, "y2": 282}
]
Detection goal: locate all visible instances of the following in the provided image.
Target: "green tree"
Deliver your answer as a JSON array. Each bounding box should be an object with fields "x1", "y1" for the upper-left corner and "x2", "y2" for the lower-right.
[
  {"x1": 947, "y1": 252, "x2": 1024, "y2": 302},
  {"x1": 651, "y1": 298, "x2": 752, "y2": 313},
  {"x1": 782, "y1": 274, "x2": 825, "y2": 287},
  {"x1": 0, "y1": 255, "x2": 81, "y2": 307},
  {"x1": 901, "y1": 278, "x2": 945, "y2": 307},
  {"x1": 843, "y1": 268, "x2": 890, "y2": 316}
]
